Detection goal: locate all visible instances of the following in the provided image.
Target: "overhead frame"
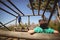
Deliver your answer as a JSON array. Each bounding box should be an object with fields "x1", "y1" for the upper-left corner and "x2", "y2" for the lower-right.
[
  {"x1": 0, "y1": 7, "x2": 17, "y2": 17},
  {"x1": 7, "y1": 0, "x2": 25, "y2": 16},
  {"x1": 0, "y1": 0, "x2": 58, "y2": 26},
  {"x1": 0, "y1": 1, "x2": 21, "y2": 16}
]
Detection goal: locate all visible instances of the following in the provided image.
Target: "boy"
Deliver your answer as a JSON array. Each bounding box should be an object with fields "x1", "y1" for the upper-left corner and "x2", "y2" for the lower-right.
[{"x1": 28, "y1": 19, "x2": 59, "y2": 34}]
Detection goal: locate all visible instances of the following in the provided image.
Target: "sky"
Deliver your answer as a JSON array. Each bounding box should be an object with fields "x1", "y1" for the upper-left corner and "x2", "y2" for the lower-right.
[{"x1": 0, "y1": 0, "x2": 57, "y2": 26}]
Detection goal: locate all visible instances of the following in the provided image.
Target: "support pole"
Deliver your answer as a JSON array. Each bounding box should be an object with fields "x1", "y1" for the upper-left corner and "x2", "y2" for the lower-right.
[
  {"x1": 16, "y1": 17, "x2": 17, "y2": 27},
  {"x1": 28, "y1": 16, "x2": 30, "y2": 27}
]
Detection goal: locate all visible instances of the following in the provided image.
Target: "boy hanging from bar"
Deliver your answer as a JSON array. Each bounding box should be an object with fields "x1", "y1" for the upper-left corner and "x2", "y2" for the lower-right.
[{"x1": 28, "y1": 19, "x2": 59, "y2": 34}]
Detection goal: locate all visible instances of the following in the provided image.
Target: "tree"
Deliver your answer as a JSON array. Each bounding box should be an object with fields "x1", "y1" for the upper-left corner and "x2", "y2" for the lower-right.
[{"x1": 27, "y1": 0, "x2": 56, "y2": 12}]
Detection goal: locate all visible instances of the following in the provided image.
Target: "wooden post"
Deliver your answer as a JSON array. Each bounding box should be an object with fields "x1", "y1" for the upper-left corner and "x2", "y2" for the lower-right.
[
  {"x1": 16, "y1": 17, "x2": 17, "y2": 27},
  {"x1": 28, "y1": 16, "x2": 30, "y2": 27}
]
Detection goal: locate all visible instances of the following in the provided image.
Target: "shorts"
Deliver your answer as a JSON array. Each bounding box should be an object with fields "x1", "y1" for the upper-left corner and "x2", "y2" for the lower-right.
[{"x1": 34, "y1": 27, "x2": 54, "y2": 33}]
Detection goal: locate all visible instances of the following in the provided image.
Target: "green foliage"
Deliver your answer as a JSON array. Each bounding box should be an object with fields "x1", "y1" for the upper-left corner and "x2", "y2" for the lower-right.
[
  {"x1": 58, "y1": 23, "x2": 60, "y2": 32},
  {"x1": 27, "y1": 0, "x2": 56, "y2": 12},
  {"x1": 0, "y1": 25, "x2": 16, "y2": 31},
  {"x1": 49, "y1": 20, "x2": 60, "y2": 32},
  {"x1": 58, "y1": 27, "x2": 60, "y2": 32},
  {"x1": 8, "y1": 26, "x2": 14, "y2": 31},
  {"x1": 0, "y1": 27, "x2": 9, "y2": 31}
]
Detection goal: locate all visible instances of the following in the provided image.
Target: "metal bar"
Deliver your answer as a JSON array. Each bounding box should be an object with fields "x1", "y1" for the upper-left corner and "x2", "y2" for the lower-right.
[
  {"x1": 42, "y1": 0, "x2": 51, "y2": 20},
  {"x1": 0, "y1": 1, "x2": 21, "y2": 16},
  {"x1": 0, "y1": 22, "x2": 11, "y2": 31},
  {"x1": 48, "y1": 0, "x2": 58, "y2": 24},
  {"x1": 38, "y1": 0, "x2": 41, "y2": 15},
  {"x1": 4, "y1": 19, "x2": 16, "y2": 25},
  {"x1": 20, "y1": 14, "x2": 42, "y2": 17},
  {"x1": 29, "y1": 0, "x2": 35, "y2": 15},
  {"x1": 0, "y1": 7, "x2": 17, "y2": 17},
  {"x1": 7, "y1": 0, "x2": 24, "y2": 16},
  {"x1": 15, "y1": 14, "x2": 42, "y2": 17}
]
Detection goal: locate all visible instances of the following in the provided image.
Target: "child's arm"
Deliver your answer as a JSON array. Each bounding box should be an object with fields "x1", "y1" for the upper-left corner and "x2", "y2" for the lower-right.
[
  {"x1": 54, "y1": 30, "x2": 59, "y2": 34},
  {"x1": 28, "y1": 30, "x2": 35, "y2": 34}
]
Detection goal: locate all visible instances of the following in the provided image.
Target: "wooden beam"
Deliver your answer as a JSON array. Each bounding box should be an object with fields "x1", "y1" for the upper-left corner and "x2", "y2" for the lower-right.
[
  {"x1": 0, "y1": 7, "x2": 17, "y2": 17},
  {"x1": 48, "y1": 0, "x2": 58, "y2": 24},
  {"x1": 38, "y1": 0, "x2": 41, "y2": 15},
  {"x1": 0, "y1": 30, "x2": 60, "y2": 40},
  {"x1": 29, "y1": 0, "x2": 35, "y2": 15},
  {"x1": 0, "y1": 1, "x2": 21, "y2": 16},
  {"x1": 0, "y1": 22, "x2": 11, "y2": 31},
  {"x1": 42, "y1": 0, "x2": 51, "y2": 20},
  {"x1": 7, "y1": 0, "x2": 24, "y2": 16}
]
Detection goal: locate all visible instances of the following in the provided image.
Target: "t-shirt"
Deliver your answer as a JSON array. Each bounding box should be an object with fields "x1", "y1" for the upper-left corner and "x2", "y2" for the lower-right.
[{"x1": 34, "y1": 26, "x2": 54, "y2": 33}]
